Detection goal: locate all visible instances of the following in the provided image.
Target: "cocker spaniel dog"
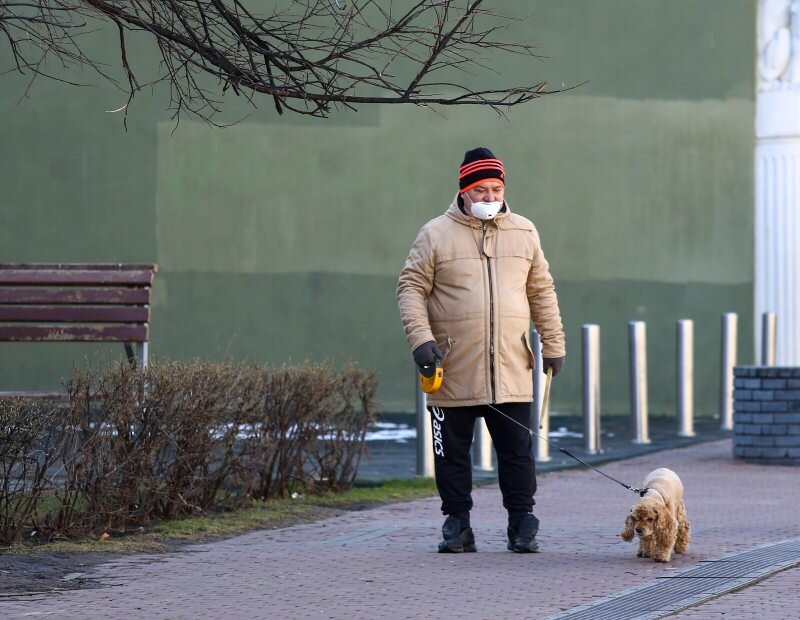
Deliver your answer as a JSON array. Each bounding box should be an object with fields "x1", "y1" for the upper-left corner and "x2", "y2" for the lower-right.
[{"x1": 620, "y1": 468, "x2": 690, "y2": 563}]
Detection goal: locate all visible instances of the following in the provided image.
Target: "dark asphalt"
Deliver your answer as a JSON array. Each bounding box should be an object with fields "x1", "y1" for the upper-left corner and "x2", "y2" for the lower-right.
[{"x1": 358, "y1": 412, "x2": 732, "y2": 481}]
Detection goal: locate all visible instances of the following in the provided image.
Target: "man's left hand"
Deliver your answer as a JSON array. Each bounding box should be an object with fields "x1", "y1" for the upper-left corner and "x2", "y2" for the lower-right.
[{"x1": 542, "y1": 356, "x2": 565, "y2": 377}]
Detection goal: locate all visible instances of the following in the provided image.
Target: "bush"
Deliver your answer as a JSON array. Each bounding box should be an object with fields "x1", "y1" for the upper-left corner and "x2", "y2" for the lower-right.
[
  {"x1": 234, "y1": 364, "x2": 379, "y2": 499},
  {"x1": 0, "y1": 400, "x2": 67, "y2": 545},
  {"x1": 1, "y1": 360, "x2": 378, "y2": 543}
]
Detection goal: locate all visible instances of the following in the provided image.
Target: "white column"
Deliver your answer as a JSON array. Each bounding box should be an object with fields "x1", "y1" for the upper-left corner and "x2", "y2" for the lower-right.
[{"x1": 755, "y1": 1, "x2": 800, "y2": 364}]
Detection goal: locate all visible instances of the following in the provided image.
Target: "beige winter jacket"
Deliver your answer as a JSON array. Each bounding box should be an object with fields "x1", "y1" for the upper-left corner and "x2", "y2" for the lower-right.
[{"x1": 397, "y1": 196, "x2": 565, "y2": 407}]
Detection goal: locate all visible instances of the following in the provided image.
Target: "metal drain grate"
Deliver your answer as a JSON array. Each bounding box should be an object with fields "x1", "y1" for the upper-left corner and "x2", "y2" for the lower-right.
[{"x1": 547, "y1": 538, "x2": 800, "y2": 620}]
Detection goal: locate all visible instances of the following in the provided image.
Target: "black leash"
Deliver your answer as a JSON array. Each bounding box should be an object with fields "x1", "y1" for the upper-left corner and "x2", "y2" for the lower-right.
[{"x1": 484, "y1": 402, "x2": 649, "y2": 497}]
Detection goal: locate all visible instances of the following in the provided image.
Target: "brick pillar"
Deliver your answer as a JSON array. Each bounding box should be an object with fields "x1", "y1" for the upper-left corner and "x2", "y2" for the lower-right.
[{"x1": 733, "y1": 366, "x2": 800, "y2": 464}]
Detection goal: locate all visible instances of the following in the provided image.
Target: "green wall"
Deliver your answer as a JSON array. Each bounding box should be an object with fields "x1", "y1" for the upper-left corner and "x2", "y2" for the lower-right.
[{"x1": 0, "y1": 1, "x2": 755, "y2": 416}]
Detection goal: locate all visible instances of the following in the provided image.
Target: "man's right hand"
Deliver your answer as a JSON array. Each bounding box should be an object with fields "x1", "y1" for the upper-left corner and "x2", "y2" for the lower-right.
[{"x1": 413, "y1": 341, "x2": 443, "y2": 369}]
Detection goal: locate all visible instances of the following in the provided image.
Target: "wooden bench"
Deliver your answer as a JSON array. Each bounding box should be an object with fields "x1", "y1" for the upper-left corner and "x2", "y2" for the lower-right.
[{"x1": 0, "y1": 263, "x2": 157, "y2": 399}]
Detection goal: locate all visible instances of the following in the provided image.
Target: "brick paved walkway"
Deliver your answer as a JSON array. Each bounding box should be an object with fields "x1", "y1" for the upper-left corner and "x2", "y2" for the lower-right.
[{"x1": 2, "y1": 439, "x2": 799, "y2": 619}]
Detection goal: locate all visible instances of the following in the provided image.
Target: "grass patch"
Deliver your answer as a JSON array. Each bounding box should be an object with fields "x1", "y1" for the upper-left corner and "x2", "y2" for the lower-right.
[
  {"x1": 5, "y1": 477, "x2": 437, "y2": 556},
  {"x1": 313, "y1": 477, "x2": 438, "y2": 506},
  {"x1": 9, "y1": 537, "x2": 172, "y2": 555},
  {"x1": 154, "y1": 477, "x2": 438, "y2": 540}
]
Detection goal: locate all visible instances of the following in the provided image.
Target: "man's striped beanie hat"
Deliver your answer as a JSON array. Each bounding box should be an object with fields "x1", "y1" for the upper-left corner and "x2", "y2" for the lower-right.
[{"x1": 458, "y1": 147, "x2": 505, "y2": 192}]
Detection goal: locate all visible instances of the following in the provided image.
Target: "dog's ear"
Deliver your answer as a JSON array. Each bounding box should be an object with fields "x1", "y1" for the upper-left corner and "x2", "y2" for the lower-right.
[
  {"x1": 620, "y1": 513, "x2": 635, "y2": 542},
  {"x1": 654, "y1": 504, "x2": 677, "y2": 548}
]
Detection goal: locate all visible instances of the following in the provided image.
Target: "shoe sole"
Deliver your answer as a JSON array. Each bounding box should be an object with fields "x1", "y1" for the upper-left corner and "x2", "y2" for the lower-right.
[
  {"x1": 507, "y1": 542, "x2": 540, "y2": 553},
  {"x1": 438, "y1": 543, "x2": 477, "y2": 553}
]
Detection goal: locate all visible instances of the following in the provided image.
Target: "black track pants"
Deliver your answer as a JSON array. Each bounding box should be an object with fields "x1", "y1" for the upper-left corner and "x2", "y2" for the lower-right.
[{"x1": 429, "y1": 402, "x2": 536, "y2": 516}]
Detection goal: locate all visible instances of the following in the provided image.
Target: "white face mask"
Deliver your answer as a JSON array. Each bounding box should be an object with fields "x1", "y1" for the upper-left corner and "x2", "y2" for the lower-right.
[{"x1": 469, "y1": 200, "x2": 503, "y2": 220}]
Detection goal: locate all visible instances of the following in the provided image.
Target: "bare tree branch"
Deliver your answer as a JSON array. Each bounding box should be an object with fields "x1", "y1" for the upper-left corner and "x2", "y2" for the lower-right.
[{"x1": 0, "y1": 1, "x2": 569, "y2": 123}]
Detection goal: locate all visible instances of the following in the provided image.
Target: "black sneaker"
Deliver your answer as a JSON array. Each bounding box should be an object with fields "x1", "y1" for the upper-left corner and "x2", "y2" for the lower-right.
[
  {"x1": 507, "y1": 513, "x2": 540, "y2": 553},
  {"x1": 438, "y1": 515, "x2": 477, "y2": 553}
]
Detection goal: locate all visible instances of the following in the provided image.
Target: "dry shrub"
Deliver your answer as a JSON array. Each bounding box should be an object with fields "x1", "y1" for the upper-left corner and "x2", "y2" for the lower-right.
[
  {"x1": 0, "y1": 400, "x2": 67, "y2": 545},
  {"x1": 50, "y1": 359, "x2": 377, "y2": 534},
  {"x1": 234, "y1": 364, "x2": 378, "y2": 498},
  {"x1": 306, "y1": 366, "x2": 378, "y2": 492}
]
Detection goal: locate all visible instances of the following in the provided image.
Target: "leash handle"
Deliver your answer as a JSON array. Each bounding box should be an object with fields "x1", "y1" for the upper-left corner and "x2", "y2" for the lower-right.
[{"x1": 539, "y1": 366, "x2": 553, "y2": 430}]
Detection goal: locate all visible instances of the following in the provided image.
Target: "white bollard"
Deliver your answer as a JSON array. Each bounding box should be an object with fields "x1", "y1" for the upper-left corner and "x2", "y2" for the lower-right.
[
  {"x1": 415, "y1": 369, "x2": 435, "y2": 477},
  {"x1": 629, "y1": 321, "x2": 650, "y2": 444},
  {"x1": 677, "y1": 320, "x2": 695, "y2": 437},
  {"x1": 762, "y1": 312, "x2": 777, "y2": 366},
  {"x1": 582, "y1": 324, "x2": 601, "y2": 454},
  {"x1": 720, "y1": 313, "x2": 737, "y2": 431},
  {"x1": 532, "y1": 328, "x2": 551, "y2": 462},
  {"x1": 473, "y1": 418, "x2": 494, "y2": 471}
]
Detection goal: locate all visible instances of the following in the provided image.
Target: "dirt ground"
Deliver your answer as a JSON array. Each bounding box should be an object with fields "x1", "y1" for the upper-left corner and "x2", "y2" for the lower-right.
[{"x1": 0, "y1": 549, "x2": 128, "y2": 595}]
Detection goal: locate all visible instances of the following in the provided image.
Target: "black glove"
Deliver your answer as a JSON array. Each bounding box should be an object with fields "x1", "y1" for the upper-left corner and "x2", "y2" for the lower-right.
[
  {"x1": 542, "y1": 356, "x2": 565, "y2": 377},
  {"x1": 413, "y1": 340, "x2": 443, "y2": 370}
]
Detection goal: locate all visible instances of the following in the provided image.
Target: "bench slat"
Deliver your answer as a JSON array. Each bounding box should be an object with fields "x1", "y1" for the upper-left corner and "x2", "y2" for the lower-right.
[
  {"x1": 0, "y1": 306, "x2": 150, "y2": 323},
  {"x1": 0, "y1": 264, "x2": 157, "y2": 272},
  {"x1": 0, "y1": 288, "x2": 151, "y2": 305},
  {"x1": 0, "y1": 324, "x2": 148, "y2": 342},
  {"x1": 0, "y1": 270, "x2": 154, "y2": 286}
]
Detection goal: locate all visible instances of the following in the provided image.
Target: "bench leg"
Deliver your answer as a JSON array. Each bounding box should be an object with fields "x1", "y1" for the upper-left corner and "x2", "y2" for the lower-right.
[{"x1": 136, "y1": 342, "x2": 149, "y2": 369}]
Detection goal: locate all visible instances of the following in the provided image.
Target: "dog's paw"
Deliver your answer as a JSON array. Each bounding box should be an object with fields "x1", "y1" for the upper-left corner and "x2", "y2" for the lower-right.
[{"x1": 653, "y1": 554, "x2": 671, "y2": 563}]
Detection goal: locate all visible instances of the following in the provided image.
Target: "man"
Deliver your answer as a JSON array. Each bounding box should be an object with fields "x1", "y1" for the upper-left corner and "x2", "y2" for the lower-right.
[{"x1": 396, "y1": 147, "x2": 566, "y2": 553}]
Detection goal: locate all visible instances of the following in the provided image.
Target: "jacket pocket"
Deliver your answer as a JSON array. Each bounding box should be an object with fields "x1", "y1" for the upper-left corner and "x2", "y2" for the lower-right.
[
  {"x1": 522, "y1": 332, "x2": 535, "y2": 370},
  {"x1": 436, "y1": 335, "x2": 455, "y2": 363}
]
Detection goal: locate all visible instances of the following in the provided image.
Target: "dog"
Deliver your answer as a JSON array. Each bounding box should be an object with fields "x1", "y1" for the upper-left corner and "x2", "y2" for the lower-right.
[{"x1": 620, "y1": 468, "x2": 690, "y2": 563}]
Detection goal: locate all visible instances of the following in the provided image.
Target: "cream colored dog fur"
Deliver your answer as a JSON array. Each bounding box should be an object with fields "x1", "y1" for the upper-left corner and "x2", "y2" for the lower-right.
[{"x1": 620, "y1": 468, "x2": 691, "y2": 563}]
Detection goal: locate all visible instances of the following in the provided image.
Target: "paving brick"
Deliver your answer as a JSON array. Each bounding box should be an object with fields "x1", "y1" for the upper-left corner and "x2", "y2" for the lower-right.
[
  {"x1": 762, "y1": 379, "x2": 787, "y2": 389},
  {"x1": 734, "y1": 402, "x2": 761, "y2": 414},
  {"x1": 762, "y1": 424, "x2": 788, "y2": 435},
  {"x1": 761, "y1": 401, "x2": 788, "y2": 413},
  {"x1": 734, "y1": 423, "x2": 761, "y2": 435},
  {"x1": 752, "y1": 436, "x2": 776, "y2": 447},
  {"x1": 752, "y1": 391, "x2": 775, "y2": 401},
  {"x1": 774, "y1": 436, "x2": 800, "y2": 447},
  {"x1": 761, "y1": 447, "x2": 789, "y2": 458},
  {"x1": 734, "y1": 378, "x2": 762, "y2": 389},
  {"x1": 752, "y1": 413, "x2": 774, "y2": 424}
]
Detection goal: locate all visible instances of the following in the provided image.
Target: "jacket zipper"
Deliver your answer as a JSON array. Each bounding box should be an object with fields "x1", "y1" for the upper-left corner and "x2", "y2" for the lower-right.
[{"x1": 484, "y1": 223, "x2": 495, "y2": 403}]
